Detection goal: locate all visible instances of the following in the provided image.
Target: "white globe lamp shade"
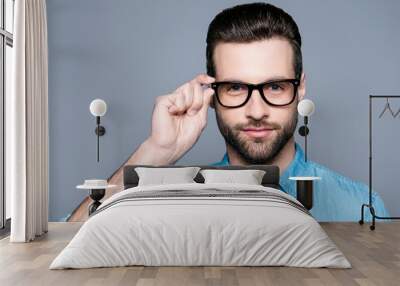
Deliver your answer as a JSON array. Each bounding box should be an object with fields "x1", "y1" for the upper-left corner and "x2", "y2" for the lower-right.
[
  {"x1": 297, "y1": 99, "x2": 315, "y2": 117},
  {"x1": 90, "y1": 99, "x2": 107, "y2": 117}
]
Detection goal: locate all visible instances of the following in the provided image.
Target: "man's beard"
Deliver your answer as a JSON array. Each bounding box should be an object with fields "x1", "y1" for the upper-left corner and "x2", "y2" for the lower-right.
[{"x1": 215, "y1": 110, "x2": 298, "y2": 165}]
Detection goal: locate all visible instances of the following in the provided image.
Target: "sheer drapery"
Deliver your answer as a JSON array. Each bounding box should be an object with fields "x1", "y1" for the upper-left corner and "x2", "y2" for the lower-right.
[{"x1": 8, "y1": 0, "x2": 49, "y2": 242}]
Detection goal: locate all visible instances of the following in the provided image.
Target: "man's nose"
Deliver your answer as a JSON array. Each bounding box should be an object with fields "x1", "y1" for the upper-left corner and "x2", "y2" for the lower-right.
[{"x1": 244, "y1": 89, "x2": 271, "y2": 120}]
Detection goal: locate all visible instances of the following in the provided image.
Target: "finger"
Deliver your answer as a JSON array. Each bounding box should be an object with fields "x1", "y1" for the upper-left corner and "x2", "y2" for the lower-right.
[
  {"x1": 176, "y1": 92, "x2": 186, "y2": 114},
  {"x1": 193, "y1": 73, "x2": 215, "y2": 85},
  {"x1": 164, "y1": 93, "x2": 179, "y2": 113},
  {"x1": 156, "y1": 94, "x2": 175, "y2": 109},
  {"x1": 200, "y1": 88, "x2": 215, "y2": 112},
  {"x1": 187, "y1": 82, "x2": 203, "y2": 115},
  {"x1": 198, "y1": 88, "x2": 215, "y2": 126},
  {"x1": 168, "y1": 92, "x2": 185, "y2": 114},
  {"x1": 174, "y1": 81, "x2": 189, "y2": 94},
  {"x1": 174, "y1": 74, "x2": 214, "y2": 94},
  {"x1": 182, "y1": 83, "x2": 194, "y2": 112}
]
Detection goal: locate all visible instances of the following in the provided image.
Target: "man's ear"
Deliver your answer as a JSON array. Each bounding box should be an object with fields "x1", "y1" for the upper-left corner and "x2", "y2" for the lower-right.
[{"x1": 297, "y1": 72, "x2": 306, "y2": 101}]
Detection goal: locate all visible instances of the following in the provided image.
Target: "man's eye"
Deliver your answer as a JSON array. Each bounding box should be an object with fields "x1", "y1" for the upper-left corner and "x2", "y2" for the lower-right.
[
  {"x1": 270, "y1": 83, "x2": 283, "y2": 91},
  {"x1": 228, "y1": 84, "x2": 244, "y2": 91}
]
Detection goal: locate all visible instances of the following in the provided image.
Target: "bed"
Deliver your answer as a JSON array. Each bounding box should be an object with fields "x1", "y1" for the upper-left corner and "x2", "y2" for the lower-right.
[{"x1": 49, "y1": 165, "x2": 351, "y2": 269}]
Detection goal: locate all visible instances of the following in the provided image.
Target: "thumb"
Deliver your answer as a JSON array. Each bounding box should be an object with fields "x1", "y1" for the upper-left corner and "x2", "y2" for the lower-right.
[
  {"x1": 203, "y1": 88, "x2": 214, "y2": 108},
  {"x1": 199, "y1": 88, "x2": 214, "y2": 120}
]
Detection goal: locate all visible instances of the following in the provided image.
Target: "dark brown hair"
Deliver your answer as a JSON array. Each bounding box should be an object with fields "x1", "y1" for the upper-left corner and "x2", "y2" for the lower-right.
[{"x1": 206, "y1": 2, "x2": 302, "y2": 79}]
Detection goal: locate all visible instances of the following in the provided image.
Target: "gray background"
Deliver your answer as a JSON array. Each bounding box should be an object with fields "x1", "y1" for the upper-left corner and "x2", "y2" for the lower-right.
[{"x1": 47, "y1": 0, "x2": 400, "y2": 221}]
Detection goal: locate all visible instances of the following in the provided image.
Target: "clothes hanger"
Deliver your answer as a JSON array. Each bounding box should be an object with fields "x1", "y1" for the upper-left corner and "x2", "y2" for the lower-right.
[{"x1": 378, "y1": 98, "x2": 400, "y2": 119}]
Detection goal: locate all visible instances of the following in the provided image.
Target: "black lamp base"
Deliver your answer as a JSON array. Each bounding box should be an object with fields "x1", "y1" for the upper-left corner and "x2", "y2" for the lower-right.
[
  {"x1": 296, "y1": 180, "x2": 313, "y2": 210},
  {"x1": 88, "y1": 188, "x2": 106, "y2": 215}
]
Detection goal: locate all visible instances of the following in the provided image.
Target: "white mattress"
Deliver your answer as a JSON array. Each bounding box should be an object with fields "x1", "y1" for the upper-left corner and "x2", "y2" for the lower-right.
[{"x1": 50, "y1": 183, "x2": 351, "y2": 269}]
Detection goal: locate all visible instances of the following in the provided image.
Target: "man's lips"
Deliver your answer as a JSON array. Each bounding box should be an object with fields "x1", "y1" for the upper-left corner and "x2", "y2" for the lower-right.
[{"x1": 242, "y1": 127, "x2": 275, "y2": 138}]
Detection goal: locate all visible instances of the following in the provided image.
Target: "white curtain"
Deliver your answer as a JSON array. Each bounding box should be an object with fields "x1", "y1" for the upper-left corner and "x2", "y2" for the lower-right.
[{"x1": 8, "y1": 0, "x2": 49, "y2": 242}]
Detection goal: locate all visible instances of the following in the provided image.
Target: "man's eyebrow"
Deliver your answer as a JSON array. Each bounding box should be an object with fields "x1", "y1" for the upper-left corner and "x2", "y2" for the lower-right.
[{"x1": 219, "y1": 76, "x2": 293, "y2": 83}]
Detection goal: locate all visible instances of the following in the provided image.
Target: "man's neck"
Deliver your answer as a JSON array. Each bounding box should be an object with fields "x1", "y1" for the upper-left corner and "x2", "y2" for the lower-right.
[{"x1": 226, "y1": 137, "x2": 296, "y2": 175}]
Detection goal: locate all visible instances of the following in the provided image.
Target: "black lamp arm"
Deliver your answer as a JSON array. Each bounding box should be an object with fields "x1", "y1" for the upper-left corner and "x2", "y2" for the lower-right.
[
  {"x1": 94, "y1": 116, "x2": 106, "y2": 162},
  {"x1": 298, "y1": 116, "x2": 309, "y2": 162}
]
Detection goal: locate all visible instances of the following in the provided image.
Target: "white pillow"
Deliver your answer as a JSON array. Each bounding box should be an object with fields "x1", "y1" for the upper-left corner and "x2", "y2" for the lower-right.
[
  {"x1": 135, "y1": 167, "x2": 201, "y2": 186},
  {"x1": 200, "y1": 169, "x2": 266, "y2": 185}
]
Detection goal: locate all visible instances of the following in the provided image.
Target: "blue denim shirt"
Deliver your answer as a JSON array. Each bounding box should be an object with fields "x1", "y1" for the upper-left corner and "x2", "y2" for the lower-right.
[{"x1": 210, "y1": 143, "x2": 390, "y2": 222}]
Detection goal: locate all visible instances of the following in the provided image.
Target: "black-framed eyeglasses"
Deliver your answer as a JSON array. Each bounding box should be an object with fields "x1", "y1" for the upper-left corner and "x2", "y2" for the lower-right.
[{"x1": 210, "y1": 78, "x2": 300, "y2": 108}]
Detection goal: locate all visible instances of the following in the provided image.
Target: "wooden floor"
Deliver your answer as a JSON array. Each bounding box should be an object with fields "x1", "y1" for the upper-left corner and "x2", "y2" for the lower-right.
[{"x1": 0, "y1": 222, "x2": 399, "y2": 286}]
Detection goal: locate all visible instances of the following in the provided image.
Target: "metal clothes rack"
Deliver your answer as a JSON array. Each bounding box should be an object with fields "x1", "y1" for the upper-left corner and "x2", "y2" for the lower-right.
[{"x1": 359, "y1": 95, "x2": 400, "y2": 230}]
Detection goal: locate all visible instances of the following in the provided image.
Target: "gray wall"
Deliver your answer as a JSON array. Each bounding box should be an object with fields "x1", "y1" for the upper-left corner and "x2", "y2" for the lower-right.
[{"x1": 47, "y1": 0, "x2": 400, "y2": 221}]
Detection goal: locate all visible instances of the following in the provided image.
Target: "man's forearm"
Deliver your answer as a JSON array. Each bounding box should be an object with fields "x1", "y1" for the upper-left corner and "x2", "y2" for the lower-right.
[{"x1": 124, "y1": 138, "x2": 177, "y2": 167}]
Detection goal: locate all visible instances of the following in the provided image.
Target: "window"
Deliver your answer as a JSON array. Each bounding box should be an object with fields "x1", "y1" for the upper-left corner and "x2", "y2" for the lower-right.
[{"x1": 1, "y1": 0, "x2": 14, "y2": 232}]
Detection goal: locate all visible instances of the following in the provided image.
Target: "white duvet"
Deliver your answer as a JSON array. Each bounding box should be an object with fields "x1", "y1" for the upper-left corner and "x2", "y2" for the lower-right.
[{"x1": 50, "y1": 183, "x2": 351, "y2": 269}]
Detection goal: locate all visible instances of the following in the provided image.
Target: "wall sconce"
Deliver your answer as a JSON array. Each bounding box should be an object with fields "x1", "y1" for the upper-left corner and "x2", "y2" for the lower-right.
[
  {"x1": 89, "y1": 99, "x2": 107, "y2": 162},
  {"x1": 297, "y1": 99, "x2": 315, "y2": 162}
]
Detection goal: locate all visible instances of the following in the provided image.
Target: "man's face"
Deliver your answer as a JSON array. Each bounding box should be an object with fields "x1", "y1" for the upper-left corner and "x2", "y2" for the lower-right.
[{"x1": 212, "y1": 38, "x2": 306, "y2": 164}]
